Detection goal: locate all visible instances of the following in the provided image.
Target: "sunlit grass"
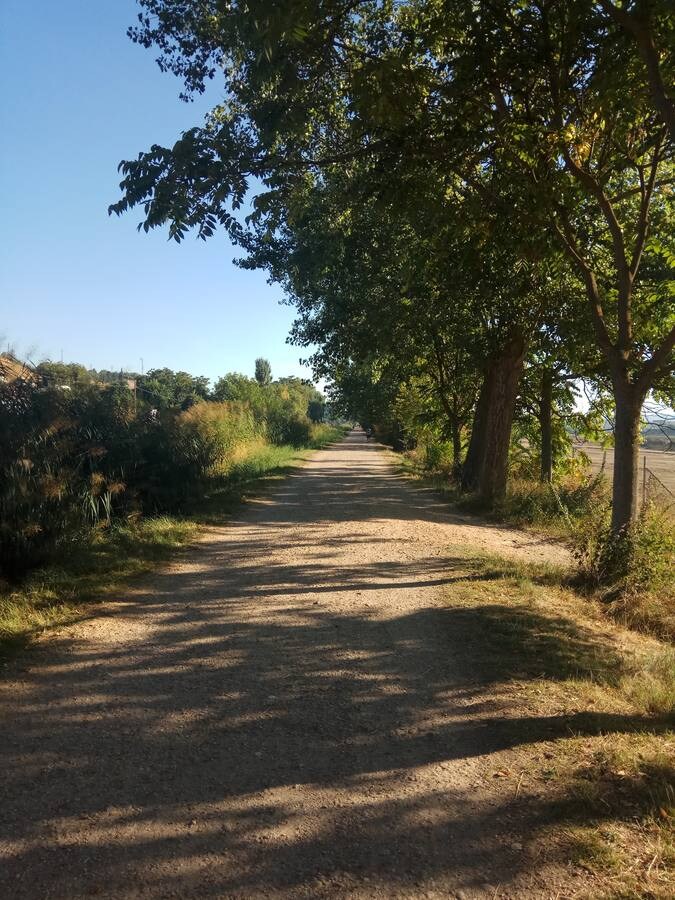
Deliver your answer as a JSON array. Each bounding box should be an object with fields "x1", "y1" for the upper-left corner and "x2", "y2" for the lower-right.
[
  {"x1": 443, "y1": 551, "x2": 675, "y2": 896},
  {"x1": 0, "y1": 516, "x2": 197, "y2": 660}
]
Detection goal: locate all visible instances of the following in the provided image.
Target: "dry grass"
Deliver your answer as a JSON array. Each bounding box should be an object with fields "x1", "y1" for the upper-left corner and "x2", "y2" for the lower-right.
[
  {"x1": 563, "y1": 730, "x2": 674, "y2": 898},
  {"x1": 444, "y1": 550, "x2": 675, "y2": 897},
  {"x1": 398, "y1": 451, "x2": 674, "y2": 642}
]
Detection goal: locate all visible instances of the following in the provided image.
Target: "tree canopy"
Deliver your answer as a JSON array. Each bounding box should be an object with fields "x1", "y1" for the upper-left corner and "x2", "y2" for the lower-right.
[{"x1": 111, "y1": 0, "x2": 674, "y2": 534}]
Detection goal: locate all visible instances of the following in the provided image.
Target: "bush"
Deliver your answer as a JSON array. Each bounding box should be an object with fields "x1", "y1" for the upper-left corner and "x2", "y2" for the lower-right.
[
  {"x1": 308, "y1": 422, "x2": 345, "y2": 447},
  {"x1": 0, "y1": 381, "x2": 136, "y2": 578},
  {"x1": 572, "y1": 501, "x2": 674, "y2": 590},
  {"x1": 0, "y1": 371, "x2": 329, "y2": 580},
  {"x1": 171, "y1": 401, "x2": 260, "y2": 477},
  {"x1": 0, "y1": 390, "x2": 262, "y2": 577},
  {"x1": 624, "y1": 503, "x2": 675, "y2": 596},
  {"x1": 266, "y1": 408, "x2": 312, "y2": 446},
  {"x1": 423, "y1": 440, "x2": 455, "y2": 474},
  {"x1": 572, "y1": 500, "x2": 675, "y2": 639}
]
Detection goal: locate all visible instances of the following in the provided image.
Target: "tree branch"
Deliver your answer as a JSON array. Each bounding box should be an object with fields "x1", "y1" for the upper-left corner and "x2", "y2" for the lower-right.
[
  {"x1": 637, "y1": 324, "x2": 675, "y2": 393},
  {"x1": 630, "y1": 134, "x2": 663, "y2": 276},
  {"x1": 598, "y1": 0, "x2": 675, "y2": 140},
  {"x1": 562, "y1": 150, "x2": 633, "y2": 353},
  {"x1": 551, "y1": 212, "x2": 616, "y2": 362}
]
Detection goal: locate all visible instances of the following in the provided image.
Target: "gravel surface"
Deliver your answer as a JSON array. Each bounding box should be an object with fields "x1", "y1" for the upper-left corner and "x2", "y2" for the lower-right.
[{"x1": 1, "y1": 431, "x2": 580, "y2": 899}]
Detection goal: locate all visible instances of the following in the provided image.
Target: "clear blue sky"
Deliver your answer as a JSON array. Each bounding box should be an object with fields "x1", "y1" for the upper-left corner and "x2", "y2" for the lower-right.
[{"x1": 0, "y1": 0, "x2": 314, "y2": 385}]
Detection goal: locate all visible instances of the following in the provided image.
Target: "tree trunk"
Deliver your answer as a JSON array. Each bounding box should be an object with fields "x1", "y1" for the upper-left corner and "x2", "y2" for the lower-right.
[
  {"x1": 611, "y1": 381, "x2": 645, "y2": 535},
  {"x1": 539, "y1": 367, "x2": 553, "y2": 483},
  {"x1": 462, "y1": 333, "x2": 526, "y2": 502},
  {"x1": 477, "y1": 335, "x2": 526, "y2": 504},
  {"x1": 461, "y1": 369, "x2": 492, "y2": 490},
  {"x1": 434, "y1": 385, "x2": 463, "y2": 469},
  {"x1": 452, "y1": 420, "x2": 462, "y2": 467}
]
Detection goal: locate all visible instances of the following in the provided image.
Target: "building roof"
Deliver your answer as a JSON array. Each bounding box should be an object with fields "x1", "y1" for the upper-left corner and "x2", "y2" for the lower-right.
[{"x1": 0, "y1": 353, "x2": 39, "y2": 384}]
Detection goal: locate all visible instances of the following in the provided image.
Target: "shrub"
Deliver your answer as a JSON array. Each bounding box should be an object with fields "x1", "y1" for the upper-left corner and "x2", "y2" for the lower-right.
[
  {"x1": 0, "y1": 371, "x2": 329, "y2": 580},
  {"x1": 266, "y1": 408, "x2": 311, "y2": 446},
  {"x1": 573, "y1": 501, "x2": 674, "y2": 590},
  {"x1": 624, "y1": 503, "x2": 675, "y2": 596},
  {"x1": 0, "y1": 381, "x2": 135, "y2": 579},
  {"x1": 423, "y1": 440, "x2": 455, "y2": 474},
  {"x1": 172, "y1": 401, "x2": 259, "y2": 476},
  {"x1": 0, "y1": 389, "x2": 261, "y2": 577},
  {"x1": 308, "y1": 422, "x2": 344, "y2": 447},
  {"x1": 572, "y1": 500, "x2": 675, "y2": 639}
]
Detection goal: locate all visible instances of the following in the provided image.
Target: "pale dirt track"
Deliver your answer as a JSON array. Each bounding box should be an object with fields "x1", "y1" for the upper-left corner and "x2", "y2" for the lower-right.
[{"x1": 1, "y1": 432, "x2": 581, "y2": 899}]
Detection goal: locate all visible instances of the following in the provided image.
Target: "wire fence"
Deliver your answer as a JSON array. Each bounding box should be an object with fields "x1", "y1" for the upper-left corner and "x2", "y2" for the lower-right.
[
  {"x1": 574, "y1": 443, "x2": 675, "y2": 514},
  {"x1": 643, "y1": 461, "x2": 675, "y2": 513}
]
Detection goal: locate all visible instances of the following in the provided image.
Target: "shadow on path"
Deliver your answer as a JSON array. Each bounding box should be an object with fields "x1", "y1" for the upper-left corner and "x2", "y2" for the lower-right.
[{"x1": 0, "y1": 432, "x2": 656, "y2": 898}]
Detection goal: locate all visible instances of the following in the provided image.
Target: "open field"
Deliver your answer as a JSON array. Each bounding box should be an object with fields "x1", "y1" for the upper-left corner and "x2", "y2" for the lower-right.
[{"x1": 572, "y1": 442, "x2": 675, "y2": 505}]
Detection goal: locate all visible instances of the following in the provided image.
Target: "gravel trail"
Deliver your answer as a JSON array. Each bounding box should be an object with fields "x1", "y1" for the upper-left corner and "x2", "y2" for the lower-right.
[{"x1": 1, "y1": 431, "x2": 577, "y2": 899}]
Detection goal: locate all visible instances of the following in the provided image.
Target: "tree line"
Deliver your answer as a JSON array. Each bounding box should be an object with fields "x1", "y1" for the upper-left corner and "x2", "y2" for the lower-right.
[{"x1": 109, "y1": 1, "x2": 673, "y2": 550}]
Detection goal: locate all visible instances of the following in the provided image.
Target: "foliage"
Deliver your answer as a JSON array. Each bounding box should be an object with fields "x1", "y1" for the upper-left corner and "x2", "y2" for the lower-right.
[
  {"x1": 254, "y1": 357, "x2": 272, "y2": 387},
  {"x1": 0, "y1": 359, "x2": 329, "y2": 580},
  {"x1": 307, "y1": 398, "x2": 325, "y2": 422},
  {"x1": 212, "y1": 372, "x2": 265, "y2": 412},
  {"x1": 110, "y1": 0, "x2": 673, "y2": 541},
  {"x1": 572, "y1": 500, "x2": 675, "y2": 639},
  {"x1": 0, "y1": 378, "x2": 134, "y2": 578},
  {"x1": 36, "y1": 361, "x2": 96, "y2": 388},
  {"x1": 625, "y1": 504, "x2": 675, "y2": 597},
  {"x1": 501, "y1": 473, "x2": 609, "y2": 530},
  {"x1": 138, "y1": 367, "x2": 210, "y2": 409},
  {"x1": 307, "y1": 421, "x2": 345, "y2": 448},
  {"x1": 171, "y1": 401, "x2": 260, "y2": 478},
  {"x1": 422, "y1": 441, "x2": 455, "y2": 475}
]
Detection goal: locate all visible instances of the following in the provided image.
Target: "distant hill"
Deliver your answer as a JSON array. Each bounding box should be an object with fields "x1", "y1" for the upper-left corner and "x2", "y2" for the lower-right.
[{"x1": 642, "y1": 405, "x2": 675, "y2": 450}]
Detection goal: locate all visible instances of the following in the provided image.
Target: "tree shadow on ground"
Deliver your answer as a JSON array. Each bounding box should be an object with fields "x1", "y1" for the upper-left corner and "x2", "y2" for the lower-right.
[
  {"x1": 1, "y1": 433, "x2": 669, "y2": 897},
  {"x1": 2, "y1": 574, "x2": 670, "y2": 897}
]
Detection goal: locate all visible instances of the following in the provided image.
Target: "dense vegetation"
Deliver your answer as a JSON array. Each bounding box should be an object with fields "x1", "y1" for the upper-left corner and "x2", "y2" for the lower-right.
[
  {"x1": 0, "y1": 357, "x2": 333, "y2": 581},
  {"x1": 109, "y1": 1, "x2": 673, "y2": 600}
]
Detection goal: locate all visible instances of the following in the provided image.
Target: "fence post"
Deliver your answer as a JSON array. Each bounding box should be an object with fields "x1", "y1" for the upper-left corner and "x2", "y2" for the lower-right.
[{"x1": 642, "y1": 455, "x2": 647, "y2": 508}]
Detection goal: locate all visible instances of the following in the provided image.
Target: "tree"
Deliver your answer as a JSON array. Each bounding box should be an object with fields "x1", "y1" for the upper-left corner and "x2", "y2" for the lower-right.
[
  {"x1": 597, "y1": 0, "x2": 675, "y2": 139},
  {"x1": 254, "y1": 357, "x2": 272, "y2": 387},
  {"x1": 449, "y1": 0, "x2": 674, "y2": 532},
  {"x1": 36, "y1": 361, "x2": 95, "y2": 388},
  {"x1": 307, "y1": 399, "x2": 325, "y2": 422},
  {"x1": 139, "y1": 368, "x2": 210, "y2": 409}
]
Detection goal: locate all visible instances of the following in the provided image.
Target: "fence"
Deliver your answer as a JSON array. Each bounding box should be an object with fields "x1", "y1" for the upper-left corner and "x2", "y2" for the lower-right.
[
  {"x1": 572, "y1": 443, "x2": 675, "y2": 514},
  {"x1": 643, "y1": 459, "x2": 675, "y2": 513}
]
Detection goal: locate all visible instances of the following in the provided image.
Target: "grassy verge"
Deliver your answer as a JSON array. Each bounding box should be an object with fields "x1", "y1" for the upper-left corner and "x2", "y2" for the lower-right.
[
  {"x1": 0, "y1": 427, "x2": 346, "y2": 664},
  {"x1": 396, "y1": 450, "x2": 600, "y2": 539},
  {"x1": 444, "y1": 551, "x2": 674, "y2": 897},
  {"x1": 397, "y1": 450, "x2": 674, "y2": 641},
  {"x1": 0, "y1": 516, "x2": 198, "y2": 661}
]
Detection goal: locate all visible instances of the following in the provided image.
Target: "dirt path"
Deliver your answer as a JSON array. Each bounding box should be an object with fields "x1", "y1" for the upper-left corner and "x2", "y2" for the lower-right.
[{"x1": 2, "y1": 432, "x2": 578, "y2": 899}]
